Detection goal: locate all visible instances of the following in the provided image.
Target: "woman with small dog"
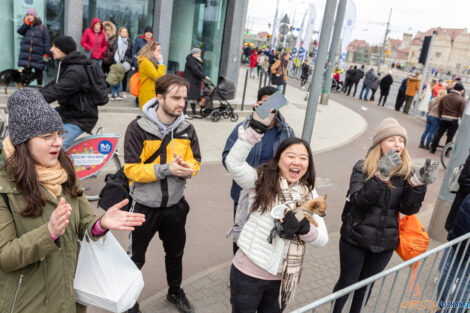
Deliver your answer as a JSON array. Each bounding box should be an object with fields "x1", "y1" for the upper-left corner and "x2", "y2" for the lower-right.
[
  {"x1": 332, "y1": 118, "x2": 438, "y2": 313},
  {"x1": 0, "y1": 88, "x2": 145, "y2": 313},
  {"x1": 226, "y1": 112, "x2": 328, "y2": 313}
]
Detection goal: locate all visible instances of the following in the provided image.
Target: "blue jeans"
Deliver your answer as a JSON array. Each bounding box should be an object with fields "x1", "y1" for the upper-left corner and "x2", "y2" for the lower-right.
[
  {"x1": 111, "y1": 84, "x2": 121, "y2": 97},
  {"x1": 359, "y1": 85, "x2": 371, "y2": 100},
  {"x1": 437, "y1": 248, "x2": 470, "y2": 312},
  {"x1": 420, "y1": 115, "x2": 440, "y2": 145},
  {"x1": 276, "y1": 84, "x2": 284, "y2": 92},
  {"x1": 63, "y1": 123, "x2": 84, "y2": 149}
]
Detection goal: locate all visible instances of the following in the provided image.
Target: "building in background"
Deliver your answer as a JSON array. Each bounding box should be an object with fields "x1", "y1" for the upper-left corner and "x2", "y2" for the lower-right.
[{"x1": 0, "y1": 0, "x2": 248, "y2": 97}]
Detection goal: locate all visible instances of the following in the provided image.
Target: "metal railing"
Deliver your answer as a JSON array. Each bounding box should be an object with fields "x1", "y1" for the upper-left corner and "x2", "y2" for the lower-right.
[{"x1": 291, "y1": 232, "x2": 470, "y2": 313}]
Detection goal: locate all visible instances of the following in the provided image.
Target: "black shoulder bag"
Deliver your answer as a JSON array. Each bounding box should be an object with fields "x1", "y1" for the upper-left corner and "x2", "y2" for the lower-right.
[{"x1": 98, "y1": 135, "x2": 172, "y2": 211}]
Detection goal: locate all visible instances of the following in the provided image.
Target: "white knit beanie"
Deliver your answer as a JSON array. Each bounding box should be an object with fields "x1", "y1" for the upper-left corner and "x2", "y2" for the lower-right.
[{"x1": 372, "y1": 117, "x2": 408, "y2": 147}]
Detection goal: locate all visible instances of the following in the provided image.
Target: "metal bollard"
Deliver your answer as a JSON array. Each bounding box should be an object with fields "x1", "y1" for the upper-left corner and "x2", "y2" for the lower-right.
[
  {"x1": 264, "y1": 72, "x2": 268, "y2": 87},
  {"x1": 258, "y1": 71, "x2": 263, "y2": 90},
  {"x1": 241, "y1": 69, "x2": 249, "y2": 111}
]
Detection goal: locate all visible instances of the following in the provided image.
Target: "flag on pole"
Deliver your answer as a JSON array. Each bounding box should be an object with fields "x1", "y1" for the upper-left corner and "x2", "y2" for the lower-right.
[
  {"x1": 293, "y1": 11, "x2": 307, "y2": 57},
  {"x1": 339, "y1": 0, "x2": 356, "y2": 69},
  {"x1": 299, "y1": 4, "x2": 316, "y2": 61},
  {"x1": 271, "y1": 7, "x2": 280, "y2": 50}
]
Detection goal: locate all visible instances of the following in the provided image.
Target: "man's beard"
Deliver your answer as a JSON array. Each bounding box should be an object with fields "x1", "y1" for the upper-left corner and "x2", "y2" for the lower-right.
[{"x1": 161, "y1": 101, "x2": 181, "y2": 118}]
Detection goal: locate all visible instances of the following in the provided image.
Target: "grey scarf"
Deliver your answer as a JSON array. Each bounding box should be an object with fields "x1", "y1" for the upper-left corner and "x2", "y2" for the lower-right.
[{"x1": 114, "y1": 36, "x2": 128, "y2": 64}]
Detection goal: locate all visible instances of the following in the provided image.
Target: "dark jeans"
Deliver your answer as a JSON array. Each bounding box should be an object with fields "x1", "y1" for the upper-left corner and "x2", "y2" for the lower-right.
[
  {"x1": 128, "y1": 198, "x2": 189, "y2": 291},
  {"x1": 395, "y1": 90, "x2": 406, "y2": 111},
  {"x1": 403, "y1": 95, "x2": 415, "y2": 114},
  {"x1": 378, "y1": 91, "x2": 388, "y2": 106},
  {"x1": 230, "y1": 265, "x2": 286, "y2": 313},
  {"x1": 122, "y1": 71, "x2": 129, "y2": 92},
  {"x1": 421, "y1": 115, "x2": 440, "y2": 146},
  {"x1": 347, "y1": 81, "x2": 359, "y2": 96},
  {"x1": 370, "y1": 88, "x2": 377, "y2": 101},
  {"x1": 233, "y1": 202, "x2": 239, "y2": 255},
  {"x1": 431, "y1": 119, "x2": 459, "y2": 153},
  {"x1": 359, "y1": 85, "x2": 371, "y2": 100},
  {"x1": 332, "y1": 238, "x2": 393, "y2": 313}
]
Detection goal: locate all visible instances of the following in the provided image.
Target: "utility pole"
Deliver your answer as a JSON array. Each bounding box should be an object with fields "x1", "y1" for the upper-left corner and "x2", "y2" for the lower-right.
[
  {"x1": 301, "y1": 0, "x2": 338, "y2": 143},
  {"x1": 380, "y1": 8, "x2": 392, "y2": 65},
  {"x1": 428, "y1": 100, "x2": 470, "y2": 241},
  {"x1": 320, "y1": 0, "x2": 347, "y2": 105},
  {"x1": 412, "y1": 30, "x2": 438, "y2": 117}
]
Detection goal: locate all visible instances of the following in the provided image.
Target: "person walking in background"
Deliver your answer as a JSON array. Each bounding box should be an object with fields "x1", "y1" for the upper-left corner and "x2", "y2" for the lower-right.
[
  {"x1": 271, "y1": 53, "x2": 289, "y2": 93},
  {"x1": 222, "y1": 86, "x2": 295, "y2": 255},
  {"x1": 395, "y1": 77, "x2": 408, "y2": 111},
  {"x1": 80, "y1": 17, "x2": 107, "y2": 65},
  {"x1": 403, "y1": 72, "x2": 421, "y2": 114},
  {"x1": 378, "y1": 71, "x2": 393, "y2": 106},
  {"x1": 433, "y1": 79, "x2": 445, "y2": 98},
  {"x1": 17, "y1": 8, "x2": 51, "y2": 88},
  {"x1": 359, "y1": 68, "x2": 374, "y2": 100},
  {"x1": 420, "y1": 89, "x2": 445, "y2": 150},
  {"x1": 332, "y1": 118, "x2": 437, "y2": 313},
  {"x1": 418, "y1": 79, "x2": 437, "y2": 117},
  {"x1": 101, "y1": 20, "x2": 117, "y2": 75},
  {"x1": 343, "y1": 65, "x2": 354, "y2": 93},
  {"x1": 430, "y1": 83, "x2": 466, "y2": 154},
  {"x1": 124, "y1": 74, "x2": 201, "y2": 313},
  {"x1": 257, "y1": 50, "x2": 269, "y2": 77},
  {"x1": 369, "y1": 72, "x2": 380, "y2": 103},
  {"x1": 132, "y1": 26, "x2": 154, "y2": 70},
  {"x1": 183, "y1": 48, "x2": 209, "y2": 119},
  {"x1": 349, "y1": 65, "x2": 364, "y2": 97},
  {"x1": 300, "y1": 59, "x2": 311, "y2": 89},
  {"x1": 249, "y1": 49, "x2": 258, "y2": 78},
  {"x1": 0, "y1": 88, "x2": 144, "y2": 313},
  {"x1": 113, "y1": 26, "x2": 133, "y2": 96},
  {"x1": 106, "y1": 63, "x2": 126, "y2": 100},
  {"x1": 137, "y1": 41, "x2": 166, "y2": 110}
]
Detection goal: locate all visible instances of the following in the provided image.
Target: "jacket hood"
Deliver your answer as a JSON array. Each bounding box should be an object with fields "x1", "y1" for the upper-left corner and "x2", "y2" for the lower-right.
[
  {"x1": 140, "y1": 98, "x2": 186, "y2": 137},
  {"x1": 102, "y1": 21, "x2": 116, "y2": 39},
  {"x1": 408, "y1": 77, "x2": 420, "y2": 82},
  {"x1": 62, "y1": 50, "x2": 90, "y2": 66},
  {"x1": 90, "y1": 17, "x2": 103, "y2": 31},
  {"x1": 140, "y1": 34, "x2": 154, "y2": 41}
]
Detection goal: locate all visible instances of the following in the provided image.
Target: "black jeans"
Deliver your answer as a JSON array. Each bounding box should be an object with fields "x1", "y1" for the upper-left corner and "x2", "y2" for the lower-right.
[
  {"x1": 378, "y1": 91, "x2": 388, "y2": 106},
  {"x1": 370, "y1": 89, "x2": 377, "y2": 101},
  {"x1": 347, "y1": 81, "x2": 359, "y2": 96},
  {"x1": 332, "y1": 238, "x2": 393, "y2": 313},
  {"x1": 128, "y1": 198, "x2": 189, "y2": 291},
  {"x1": 395, "y1": 90, "x2": 406, "y2": 111},
  {"x1": 230, "y1": 265, "x2": 286, "y2": 313},
  {"x1": 430, "y1": 119, "x2": 459, "y2": 153}
]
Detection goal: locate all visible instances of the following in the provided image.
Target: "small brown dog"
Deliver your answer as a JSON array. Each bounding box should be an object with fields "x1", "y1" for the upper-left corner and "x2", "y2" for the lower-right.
[{"x1": 297, "y1": 195, "x2": 327, "y2": 227}]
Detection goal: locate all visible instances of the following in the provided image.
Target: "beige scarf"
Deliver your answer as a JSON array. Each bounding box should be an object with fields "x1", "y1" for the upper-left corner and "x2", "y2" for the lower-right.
[{"x1": 3, "y1": 136, "x2": 68, "y2": 197}]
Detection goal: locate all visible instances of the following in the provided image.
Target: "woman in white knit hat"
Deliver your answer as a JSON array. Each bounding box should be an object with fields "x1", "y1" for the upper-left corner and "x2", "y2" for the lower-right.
[{"x1": 332, "y1": 117, "x2": 439, "y2": 313}]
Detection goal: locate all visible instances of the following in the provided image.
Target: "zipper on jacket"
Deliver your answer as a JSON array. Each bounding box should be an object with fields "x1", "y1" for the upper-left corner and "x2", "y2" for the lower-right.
[
  {"x1": 41, "y1": 257, "x2": 49, "y2": 305},
  {"x1": 10, "y1": 274, "x2": 23, "y2": 313}
]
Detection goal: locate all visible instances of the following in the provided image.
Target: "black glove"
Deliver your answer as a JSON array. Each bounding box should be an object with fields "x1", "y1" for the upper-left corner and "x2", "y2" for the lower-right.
[
  {"x1": 278, "y1": 211, "x2": 300, "y2": 240},
  {"x1": 298, "y1": 217, "x2": 310, "y2": 235},
  {"x1": 248, "y1": 119, "x2": 268, "y2": 133},
  {"x1": 248, "y1": 111, "x2": 276, "y2": 134}
]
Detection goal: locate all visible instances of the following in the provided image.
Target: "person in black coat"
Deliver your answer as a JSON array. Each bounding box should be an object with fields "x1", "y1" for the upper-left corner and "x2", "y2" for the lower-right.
[
  {"x1": 378, "y1": 72, "x2": 394, "y2": 106},
  {"x1": 348, "y1": 65, "x2": 364, "y2": 97},
  {"x1": 183, "y1": 48, "x2": 209, "y2": 119},
  {"x1": 17, "y1": 8, "x2": 51, "y2": 88},
  {"x1": 343, "y1": 65, "x2": 354, "y2": 93},
  {"x1": 445, "y1": 153, "x2": 470, "y2": 231},
  {"x1": 40, "y1": 36, "x2": 98, "y2": 148},
  {"x1": 332, "y1": 118, "x2": 438, "y2": 313}
]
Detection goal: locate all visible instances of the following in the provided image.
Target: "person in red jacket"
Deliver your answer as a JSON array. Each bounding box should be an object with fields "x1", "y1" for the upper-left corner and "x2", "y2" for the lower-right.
[
  {"x1": 249, "y1": 49, "x2": 258, "y2": 78},
  {"x1": 80, "y1": 17, "x2": 108, "y2": 65}
]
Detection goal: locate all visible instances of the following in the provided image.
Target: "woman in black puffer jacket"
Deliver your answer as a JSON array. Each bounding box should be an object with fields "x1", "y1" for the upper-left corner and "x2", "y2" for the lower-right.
[
  {"x1": 445, "y1": 153, "x2": 470, "y2": 231},
  {"x1": 333, "y1": 118, "x2": 438, "y2": 313},
  {"x1": 17, "y1": 8, "x2": 51, "y2": 88}
]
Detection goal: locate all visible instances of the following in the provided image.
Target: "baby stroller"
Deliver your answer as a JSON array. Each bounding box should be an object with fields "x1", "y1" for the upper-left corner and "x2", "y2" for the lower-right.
[
  {"x1": 331, "y1": 78, "x2": 344, "y2": 93},
  {"x1": 200, "y1": 76, "x2": 239, "y2": 122}
]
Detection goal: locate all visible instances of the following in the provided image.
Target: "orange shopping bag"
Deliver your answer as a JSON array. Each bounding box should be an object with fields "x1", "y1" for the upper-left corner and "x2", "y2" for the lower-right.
[
  {"x1": 395, "y1": 214, "x2": 429, "y2": 298},
  {"x1": 129, "y1": 72, "x2": 140, "y2": 97}
]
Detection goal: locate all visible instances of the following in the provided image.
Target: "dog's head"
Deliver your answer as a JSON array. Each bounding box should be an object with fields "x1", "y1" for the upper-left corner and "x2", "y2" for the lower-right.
[
  {"x1": 20, "y1": 69, "x2": 35, "y2": 85},
  {"x1": 300, "y1": 194, "x2": 328, "y2": 217}
]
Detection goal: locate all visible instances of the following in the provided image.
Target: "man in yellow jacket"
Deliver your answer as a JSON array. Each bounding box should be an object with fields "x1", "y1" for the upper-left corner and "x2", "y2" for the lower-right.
[{"x1": 124, "y1": 74, "x2": 200, "y2": 313}]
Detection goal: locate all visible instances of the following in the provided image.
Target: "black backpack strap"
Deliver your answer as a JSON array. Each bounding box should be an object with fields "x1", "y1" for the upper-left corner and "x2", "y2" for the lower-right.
[{"x1": 143, "y1": 134, "x2": 172, "y2": 164}]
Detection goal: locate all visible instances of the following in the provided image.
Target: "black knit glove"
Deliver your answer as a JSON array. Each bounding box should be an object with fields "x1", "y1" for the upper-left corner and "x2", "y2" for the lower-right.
[
  {"x1": 248, "y1": 111, "x2": 276, "y2": 134},
  {"x1": 278, "y1": 211, "x2": 300, "y2": 240},
  {"x1": 298, "y1": 217, "x2": 310, "y2": 235}
]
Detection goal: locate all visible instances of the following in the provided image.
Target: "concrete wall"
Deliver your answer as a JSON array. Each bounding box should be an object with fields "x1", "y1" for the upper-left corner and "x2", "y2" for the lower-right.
[
  {"x1": 219, "y1": 0, "x2": 249, "y2": 98},
  {"x1": 154, "y1": 0, "x2": 174, "y2": 67},
  {"x1": 64, "y1": 0, "x2": 83, "y2": 46}
]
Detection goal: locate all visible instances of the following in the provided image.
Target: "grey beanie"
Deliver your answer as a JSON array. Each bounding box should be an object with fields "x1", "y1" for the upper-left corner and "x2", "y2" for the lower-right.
[
  {"x1": 372, "y1": 117, "x2": 408, "y2": 147},
  {"x1": 8, "y1": 88, "x2": 64, "y2": 146},
  {"x1": 191, "y1": 48, "x2": 201, "y2": 55}
]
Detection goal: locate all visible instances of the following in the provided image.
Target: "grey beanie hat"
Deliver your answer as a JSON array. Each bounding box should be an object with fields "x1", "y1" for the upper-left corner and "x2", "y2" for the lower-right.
[
  {"x1": 8, "y1": 88, "x2": 64, "y2": 146},
  {"x1": 372, "y1": 117, "x2": 408, "y2": 147},
  {"x1": 191, "y1": 48, "x2": 201, "y2": 55}
]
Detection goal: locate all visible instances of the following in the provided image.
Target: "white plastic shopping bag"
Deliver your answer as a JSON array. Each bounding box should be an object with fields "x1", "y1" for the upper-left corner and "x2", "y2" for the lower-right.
[{"x1": 74, "y1": 231, "x2": 144, "y2": 312}]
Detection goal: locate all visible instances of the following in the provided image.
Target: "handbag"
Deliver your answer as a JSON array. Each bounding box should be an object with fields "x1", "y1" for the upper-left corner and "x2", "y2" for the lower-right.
[
  {"x1": 395, "y1": 214, "x2": 429, "y2": 297},
  {"x1": 129, "y1": 72, "x2": 140, "y2": 97},
  {"x1": 98, "y1": 134, "x2": 172, "y2": 211},
  {"x1": 74, "y1": 231, "x2": 144, "y2": 312}
]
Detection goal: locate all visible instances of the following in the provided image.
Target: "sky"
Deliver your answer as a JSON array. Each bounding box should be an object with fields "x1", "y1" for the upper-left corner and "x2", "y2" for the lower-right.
[{"x1": 245, "y1": 0, "x2": 470, "y2": 45}]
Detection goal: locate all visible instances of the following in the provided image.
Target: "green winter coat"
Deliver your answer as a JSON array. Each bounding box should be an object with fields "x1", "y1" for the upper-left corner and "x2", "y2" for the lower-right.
[
  {"x1": 105, "y1": 63, "x2": 126, "y2": 86},
  {"x1": 0, "y1": 163, "x2": 102, "y2": 313}
]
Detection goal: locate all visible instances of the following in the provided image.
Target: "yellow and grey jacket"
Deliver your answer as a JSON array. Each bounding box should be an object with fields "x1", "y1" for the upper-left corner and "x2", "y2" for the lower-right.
[{"x1": 124, "y1": 98, "x2": 201, "y2": 208}]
